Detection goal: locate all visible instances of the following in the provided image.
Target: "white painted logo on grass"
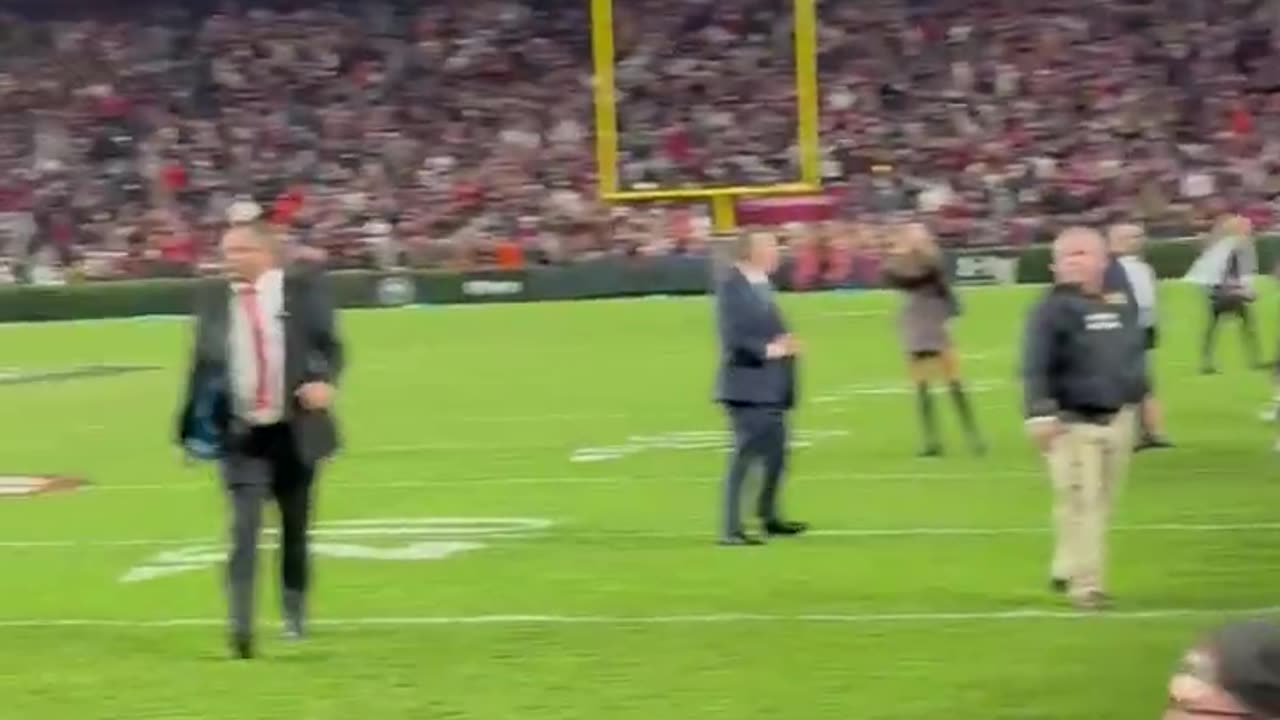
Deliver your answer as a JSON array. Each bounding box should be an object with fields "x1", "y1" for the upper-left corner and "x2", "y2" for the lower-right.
[
  {"x1": 0, "y1": 475, "x2": 85, "y2": 497},
  {"x1": 120, "y1": 517, "x2": 552, "y2": 583},
  {"x1": 814, "y1": 380, "x2": 1005, "y2": 403},
  {"x1": 571, "y1": 430, "x2": 848, "y2": 463}
]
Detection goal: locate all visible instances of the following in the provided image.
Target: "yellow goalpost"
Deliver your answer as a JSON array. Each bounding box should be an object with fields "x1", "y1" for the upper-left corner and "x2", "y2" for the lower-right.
[{"x1": 588, "y1": 0, "x2": 822, "y2": 236}]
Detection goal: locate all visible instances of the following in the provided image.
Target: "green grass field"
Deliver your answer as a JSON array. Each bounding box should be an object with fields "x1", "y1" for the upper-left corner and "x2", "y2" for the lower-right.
[{"x1": 1, "y1": 281, "x2": 1278, "y2": 720}]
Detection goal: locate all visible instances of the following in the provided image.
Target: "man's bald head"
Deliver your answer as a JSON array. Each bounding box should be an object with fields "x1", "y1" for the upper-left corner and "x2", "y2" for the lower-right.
[{"x1": 1052, "y1": 226, "x2": 1107, "y2": 292}]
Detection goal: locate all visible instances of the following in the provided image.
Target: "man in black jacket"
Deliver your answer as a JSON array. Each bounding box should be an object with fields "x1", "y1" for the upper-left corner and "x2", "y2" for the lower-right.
[
  {"x1": 176, "y1": 222, "x2": 345, "y2": 658},
  {"x1": 1021, "y1": 227, "x2": 1144, "y2": 611}
]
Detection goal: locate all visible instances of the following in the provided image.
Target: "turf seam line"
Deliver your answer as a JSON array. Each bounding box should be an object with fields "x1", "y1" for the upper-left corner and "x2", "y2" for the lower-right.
[
  {"x1": 85, "y1": 466, "x2": 1258, "y2": 491},
  {"x1": 2, "y1": 606, "x2": 1280, "y2": 628},
  {"x1": 0, "y1": 521, "x2": 1277, "y2": 549}
]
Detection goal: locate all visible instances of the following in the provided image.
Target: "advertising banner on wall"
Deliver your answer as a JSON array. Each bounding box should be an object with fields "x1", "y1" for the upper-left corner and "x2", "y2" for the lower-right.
[{"x1": 946, "y1": 249, "x2": 1021, "y2": 286}]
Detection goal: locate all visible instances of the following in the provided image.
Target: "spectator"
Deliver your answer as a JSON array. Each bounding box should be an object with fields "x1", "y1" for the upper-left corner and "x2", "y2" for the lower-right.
[
  {"x1": 0, "y1": 0, "x2": 1276, "y2": 281},
  {"x1": 1166, "y1": 620, "x2": 1280, "y2": 719}
]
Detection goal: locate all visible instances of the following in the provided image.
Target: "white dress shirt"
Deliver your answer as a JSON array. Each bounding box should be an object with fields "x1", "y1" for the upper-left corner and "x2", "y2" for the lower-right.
[
  {"x1": 228, "y1": 268, "x2": 286, "y2": 425},
  {"x1": 1118, "y1": 255, "x2": 1158, "y2": 329},
  {"x1": 737, "y1": 265, "x2": 772, "y2": 298}
]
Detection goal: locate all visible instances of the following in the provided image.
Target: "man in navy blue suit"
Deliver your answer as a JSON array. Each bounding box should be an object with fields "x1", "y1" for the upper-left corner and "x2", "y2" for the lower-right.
[{"x1": 713, "y1": 231, "x2": 808, "y2": 546}]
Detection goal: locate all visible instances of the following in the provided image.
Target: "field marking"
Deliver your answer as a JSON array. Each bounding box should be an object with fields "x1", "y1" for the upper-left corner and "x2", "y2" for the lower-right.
[
  {"x1": 449, "y1": 413, "x2": 631, "y2": 423},
  {"x1": 118, "y1": 517, "x2": 556, "y2": 582},
  {"x1": 54, "y1": 413, "x2": 653, "y2": 436},
  {"x1": 562, "y1": 523, "x2": 1280, "y2": 540},
  {"x1": 357, "y1": 413, "x2": 634, "y2": 425},
  {"x1": 91, "y1": 475, "x2": 638, "y2": 491},
  {"x1": 1, "y1": 520, "x2": 1278, "y2": 550},
  {"x1": 570, "y1": 429, "x2": 850, "y2": 463},
  {"x1": 2, "y1": 605, "x2": 1279, "y2": 629},
  {"x1": 813, "y1": 379, "x2": 1008, "y2": 403},
  {"x1": 82, "y1": 465, "x2": 1250, "y2": 492},
  {"x1": 820, "y1": 310, "x2": 886, "y2": 318},
  {"x1": 361, "y1": 426, "x2": 853, "y2": 457},
  {"x1": 87, "y1": 469, "x2": 1046, "y2": 492},
  {"x1": 959, "y1": 350, "x2": 1009, "y2": 361}
]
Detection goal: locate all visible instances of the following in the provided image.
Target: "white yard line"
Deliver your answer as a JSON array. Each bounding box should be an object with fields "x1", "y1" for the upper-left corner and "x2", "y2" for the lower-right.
[
  {"x1": 84, "y1": 465, "x2": 1245, "y2": 492},
  {"x1": 569, "y1": 523, "x2": 1280, "y2": 540},
  {"x1": 92, "y1": 470, "x2": 1042, "y2": 491},
  {"x1": 0, "y1": 521, "x2": 1276, "y2": 550},
  {"x1": 91, "y1": 475, "x2": 642, "y2": 491},
  {"x1": 1, "y1": 606, "x2": 1278, "y2": 629},
  {"x1": 820, "y1": 310, "x2": 886, "y2": 318},
  {"x1": 449, "y1": 413, "x2": 632, "y2": 423}
]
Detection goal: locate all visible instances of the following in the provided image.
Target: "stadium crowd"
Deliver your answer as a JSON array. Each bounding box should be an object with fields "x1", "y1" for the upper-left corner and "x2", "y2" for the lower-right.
[{"x1": 0, "y1": 0, "x2": 1279, "y2": 281}]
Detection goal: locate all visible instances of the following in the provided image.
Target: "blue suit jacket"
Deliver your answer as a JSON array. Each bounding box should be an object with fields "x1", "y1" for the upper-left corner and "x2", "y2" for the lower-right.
[
  {"x1": 1103, "y1": 256, "x2": 1138, "y2": 312},
  {"x1": 713, "y1": 267, "x2": 797, "y2": 409},
  {"x1": 1102, "y1": 255, "x2": 1148, "y2": 402}
]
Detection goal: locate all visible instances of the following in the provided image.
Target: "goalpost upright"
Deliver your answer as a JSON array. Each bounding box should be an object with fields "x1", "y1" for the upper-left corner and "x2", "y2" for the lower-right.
[{"x1": 588, "y1": 0, "x2": 822, "y2": 236}]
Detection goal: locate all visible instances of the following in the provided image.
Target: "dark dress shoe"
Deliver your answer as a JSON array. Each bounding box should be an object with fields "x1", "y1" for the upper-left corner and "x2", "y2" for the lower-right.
[
  {"x1": 1135, "y1": 436, "x2": 1172, "y2": 452},
  {"x1": 230, "y1": 633, "x2": 253, "y2": 660},
  {"x1": 763, "y1": 520, "x2": 809, "y2": 536},
  {"x1": 718, "y1": 532, "x2": 764, "y2": 546}
]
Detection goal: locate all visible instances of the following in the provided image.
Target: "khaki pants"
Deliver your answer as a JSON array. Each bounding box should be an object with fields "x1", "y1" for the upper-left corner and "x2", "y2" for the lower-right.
[{"x1": 1047, "y1": 407, "x2": 1135, "y2": 597}]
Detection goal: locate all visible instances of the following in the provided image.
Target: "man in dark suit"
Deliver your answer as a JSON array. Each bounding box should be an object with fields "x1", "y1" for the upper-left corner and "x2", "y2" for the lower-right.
[
  {"x1": 176, "y1": 221, "x2": 344, "y2": 659},
  {"x1": 713, "y1": 231, "x2": 808, "y2": 546}
]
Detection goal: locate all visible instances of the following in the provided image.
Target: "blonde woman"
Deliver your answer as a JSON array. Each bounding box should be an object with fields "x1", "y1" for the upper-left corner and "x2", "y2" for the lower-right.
[
  {"x1": 881, "y1": 223, "x2": 985, "y2": 457},
  {"x1": 1186, "y1": 215, "x2": 1262, "y2": 373}
]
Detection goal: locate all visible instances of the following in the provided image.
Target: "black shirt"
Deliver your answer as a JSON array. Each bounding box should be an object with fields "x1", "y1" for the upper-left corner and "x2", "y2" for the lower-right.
[{"x1": 1021, "y1": 284, "x2": 1145, "y2": 420}]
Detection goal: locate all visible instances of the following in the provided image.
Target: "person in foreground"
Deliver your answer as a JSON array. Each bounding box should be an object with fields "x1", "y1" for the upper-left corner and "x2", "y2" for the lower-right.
[
  {"x1": 1164, "y1": 619, "x2": 1280, "y2": 719},
  {"x1": 176, "y1": 222, "x2": 345, "y2": 659},
  {"x1": 881, "y1": 222, "x2": 985, "y2": 457},
  {"x1": 712, "y1": 230, "x2": 808, "y2": 546},
  {"x1": 1021, "y1": 227, "x2": 1143, "y2": 611}
]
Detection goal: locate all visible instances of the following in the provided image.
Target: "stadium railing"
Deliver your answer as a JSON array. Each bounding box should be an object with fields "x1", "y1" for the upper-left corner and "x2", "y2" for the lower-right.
[{"x1": 0, "y1": 234, "x2": 1269, "y2": 323}]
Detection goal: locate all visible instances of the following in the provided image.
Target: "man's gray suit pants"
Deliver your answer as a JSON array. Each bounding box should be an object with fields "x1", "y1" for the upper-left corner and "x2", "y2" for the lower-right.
[
  {"x1": 720, "y1": 403, "x2": 788, "y2": 536},
  {"x1": 218, "y1": 423, "x2": 315, "y2": 637}
]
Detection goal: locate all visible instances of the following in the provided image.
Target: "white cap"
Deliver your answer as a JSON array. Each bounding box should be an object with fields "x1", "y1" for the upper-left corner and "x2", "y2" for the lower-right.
[{"x1": 226, "y1": 199, "x2": 263, "y2": 224}]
